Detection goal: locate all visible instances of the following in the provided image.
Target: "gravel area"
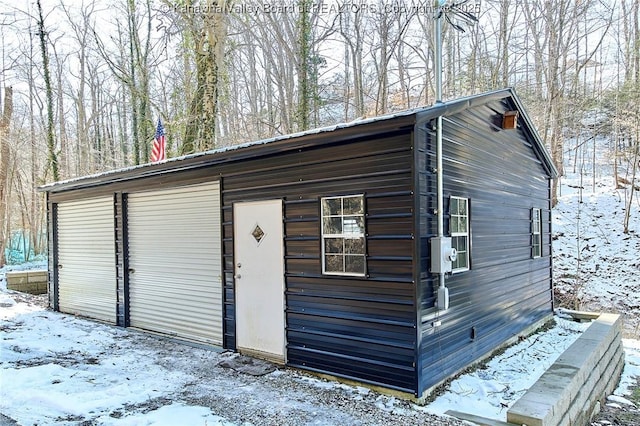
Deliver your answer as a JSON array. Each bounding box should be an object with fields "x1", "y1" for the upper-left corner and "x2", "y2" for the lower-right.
[{"x1": 1, "y1": 291, "x2": 466, "y2": 425}]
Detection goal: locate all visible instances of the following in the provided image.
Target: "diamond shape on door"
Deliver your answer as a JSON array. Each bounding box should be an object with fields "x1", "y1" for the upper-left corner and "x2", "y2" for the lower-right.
[{"x1": 251, "y1": 224, "x2": 265, "y2": 244}]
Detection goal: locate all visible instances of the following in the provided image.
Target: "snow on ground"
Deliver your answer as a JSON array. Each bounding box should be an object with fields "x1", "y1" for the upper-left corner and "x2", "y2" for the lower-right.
[
  {"x1": 2, "y1": 289, "x2": 638, "y2": 426},
  {"x1": 553, "y1": 172, "x2": 640, "y2": 337},
  {"x1": 0, "y1": 261, "x2": 48, "y2": 320},
  {"x1": 1, "y1": 294, "x2": 465, "y2": 426},
  {"x1": 618, "y1": 339, "x2": 640, "y2": 398},
  {"x1": 1, "y1": 175, "x2": 639, "y2": 425},
  {"x1": 425, "y1": 318, "x2": 590, "y2": 419},
  {"x1": 0, "y1": 307, "x2": 232, "y2": 425}
]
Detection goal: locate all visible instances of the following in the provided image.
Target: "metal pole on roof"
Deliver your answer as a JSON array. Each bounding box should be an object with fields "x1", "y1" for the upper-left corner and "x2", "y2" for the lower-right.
[
  {"x1": 434, "y1": 0, "x2": 448, "y2": 311},
  {"x1": 435, "y1": 2, "x2": 443, "y2": 103},
  {"x1": 431, "y1": 0, "x2": 478, "y2": 312},
  {"x1": 435, "y1": 0, "x2": 444, "y2": 236}
]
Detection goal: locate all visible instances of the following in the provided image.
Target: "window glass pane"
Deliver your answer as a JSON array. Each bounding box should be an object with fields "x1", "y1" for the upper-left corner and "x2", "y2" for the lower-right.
[
  {"x1": 325, "y1": 238, "x2": 343, "y2": 254},
  {"x1": 454, "y1": 236, "x2": 467, "y2": 252},
  {"x1": 343, "y1": 216, "x2": 364, "y2": 234},
  {"x1": 322, "y1": 198, "x2": 342, "y2": 216},
  {"x1": 344, "y1": 237, "x2": 364, "y2": 254},
  {"x1": 453, "y1": 253, "x2": 467, "y2": 270},
  {"x1": 459, "y1": 199, "x2": 467, "y2": 215},
  {"x1": 450, "y1": 198, "x2": 459, "y2": 215},
  {"x1": 458, "y1": 216, "x2": 467, "y2": 233},
  {"x1": 345, "y1": 255, "x2": 365, "y2": 274},
  {"x1": 452, "y1": 236, "x2": 468, "y2": 270},
  {"x1": 343, "y1": 196, "x2": 364, "y2": 215},
  {"x1": 323, "y1": 217, "x2": 342, "y2": 235},
  {"x1": 325, "y1": 255, "x2": 343, "y2": 272},
  {"x1": 321, "y1": 194, "x2": 366, "y2": 276}
]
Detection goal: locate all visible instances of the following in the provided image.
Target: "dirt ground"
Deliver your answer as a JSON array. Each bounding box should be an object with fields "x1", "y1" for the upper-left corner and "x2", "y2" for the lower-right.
[{"x1": 591, "y1": 386, "x2": 640, "y2": 426}]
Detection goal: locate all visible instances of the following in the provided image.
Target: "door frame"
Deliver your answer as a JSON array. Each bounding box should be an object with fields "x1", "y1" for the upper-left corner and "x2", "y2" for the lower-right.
[{"x1": 233, "y1": 199, "x2": 287, "y2": 363}]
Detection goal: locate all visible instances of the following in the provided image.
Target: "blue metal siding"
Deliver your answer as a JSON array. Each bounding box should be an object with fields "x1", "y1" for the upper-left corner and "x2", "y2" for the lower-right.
[
  {"x1": 220, "y1": 131, "x2": 419, "y2": 393},
  {"x1": 43, "y1": 88, "x2": 556, "y2": 398},
  {"x1": 416, "y1": 98, "x2": 554, "y2": 395}
]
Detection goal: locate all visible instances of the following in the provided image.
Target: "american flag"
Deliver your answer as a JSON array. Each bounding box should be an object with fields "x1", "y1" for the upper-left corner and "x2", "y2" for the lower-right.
[{"x1": 151, "y1": 118, "x2": 166, "y2": 162}]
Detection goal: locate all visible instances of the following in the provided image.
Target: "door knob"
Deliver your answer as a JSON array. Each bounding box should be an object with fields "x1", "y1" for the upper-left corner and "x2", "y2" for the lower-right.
[{"x1": 234, "y1": 274, "x2": 241, "y2": 279}]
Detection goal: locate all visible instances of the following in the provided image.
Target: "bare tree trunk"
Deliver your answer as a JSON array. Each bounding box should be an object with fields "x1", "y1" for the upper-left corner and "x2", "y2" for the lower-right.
[
  {"x1": 339, "y1": 6, "x2": 365, "y2": 117},
  {"x1": 0, "y1": 87, "x2": 13, "y2": 267},
  {"x1": 296, "y1": 0, "x2": 312, "y2": 130},
  {"x1": 623, "y1": 137, "x2": 639, "y2": 234},
  {"x1": 54, "y1": 50, "x2": 69, "y2": 178},
  {"x1": 500, "y1": 0, "x2": 510, "y2": 87},
  {"x1": 634, "y1": 0, "x2": 640, "y2": 83},
  {"x1": 396, "y1": 32, "x2": 410, "y2": 109},
  {"x1": 181, "y1": 0, "x2": 227, "y2": 153},
  {"x1": 375, "y1": 10, "x2": 390, "y2": 115},
  {"x1": 127, "y1": 12, "x2": 140, "y2": 165},
  {"x1": 624, "y1": 5, "x2": 640, "y2": 232},
  {"x1": 28, "y1": 26, "x2": 39, "y2": 256},
  {"x1": 37, "y1": 0, "x2": 59, "y2": 182}
]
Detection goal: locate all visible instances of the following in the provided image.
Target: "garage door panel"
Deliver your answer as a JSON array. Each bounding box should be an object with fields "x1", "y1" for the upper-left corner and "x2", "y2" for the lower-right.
[
  {"x1": 57, "y1": 196, "x2": 116, "y2": 323},
  {"x1": 129, "y1": 279, "x2": 221, "y2": 293},
  {"x1": 130, "y1": 259, "x2": 221, "y2": 273},
  {"x1": 127, "y1": 182, "x2": 222, "y2": 345}
]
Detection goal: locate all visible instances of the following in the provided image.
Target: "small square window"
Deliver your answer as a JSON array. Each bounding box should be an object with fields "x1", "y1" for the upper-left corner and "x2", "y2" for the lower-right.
[
  {"x1": 321, "y1": 195, "x2": 366, "y2": 276},
  {"x1": 450, "y1": 196, "x2": 470, "y2": 273}
]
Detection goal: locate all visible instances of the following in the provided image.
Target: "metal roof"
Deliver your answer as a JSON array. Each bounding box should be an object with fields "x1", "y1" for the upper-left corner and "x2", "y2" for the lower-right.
[{"x1": 39, "y1": 88, "x2": 557, "y2": 193}]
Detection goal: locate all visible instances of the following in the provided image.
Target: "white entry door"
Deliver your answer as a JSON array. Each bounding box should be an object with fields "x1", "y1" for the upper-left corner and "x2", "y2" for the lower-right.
[{"x1": 233, "y1": 200, "x2": 286, "y2": 362}]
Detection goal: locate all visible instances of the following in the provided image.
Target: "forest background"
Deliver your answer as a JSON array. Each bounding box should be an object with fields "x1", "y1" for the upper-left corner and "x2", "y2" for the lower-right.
[{"x1": 0, "y1": 0, "x2": 638, "y2": 271}]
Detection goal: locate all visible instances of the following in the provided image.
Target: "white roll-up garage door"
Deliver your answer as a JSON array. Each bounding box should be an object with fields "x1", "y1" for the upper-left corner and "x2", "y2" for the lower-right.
[
  {"x1": 127, "y1": 182, "x2": 222, "y2": 345},
  {"x1": 57, "y1": 196, "x2": 116, "y2": 323}
]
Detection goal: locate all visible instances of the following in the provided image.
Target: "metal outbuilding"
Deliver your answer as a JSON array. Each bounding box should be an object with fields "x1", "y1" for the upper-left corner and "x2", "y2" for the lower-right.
[{"x1": 40, "y1": 88, "x2": 558, "y2": 399}]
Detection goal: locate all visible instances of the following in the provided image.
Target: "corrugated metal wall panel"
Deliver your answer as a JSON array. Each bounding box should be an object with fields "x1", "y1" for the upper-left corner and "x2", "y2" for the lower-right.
[
  {"x1": 114, "y1": 192, "x2": 129, "y2": 327},
  {"x1": 48, "y1": 196, "x2": 57, "y2": 309},
  {"x1": 221, "y1": 131, "x2": 418, "y2": 392},
  {"x1": 57, "y1": 196, "x2": 116, "y2": 323},
  {"x1": 127, "y1": 182, "x2": 222, "y2": 345},
  {"x1": 416, "y1": 98, "x2": 554, "y2": 395}
]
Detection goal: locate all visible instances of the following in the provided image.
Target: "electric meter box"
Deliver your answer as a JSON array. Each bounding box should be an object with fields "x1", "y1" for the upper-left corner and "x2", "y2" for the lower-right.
[{"x1": 430, "y1": 236, "x2": 454, "y2": 274}]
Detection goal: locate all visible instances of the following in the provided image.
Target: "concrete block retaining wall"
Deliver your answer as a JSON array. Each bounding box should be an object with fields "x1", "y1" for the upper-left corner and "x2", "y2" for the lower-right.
[
  {"x1": 6, "y1": 270, "x2": 48, "y2": 295},
  {"x1": 507, "y1": 313, "x2": 624, "y2": 426}
]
